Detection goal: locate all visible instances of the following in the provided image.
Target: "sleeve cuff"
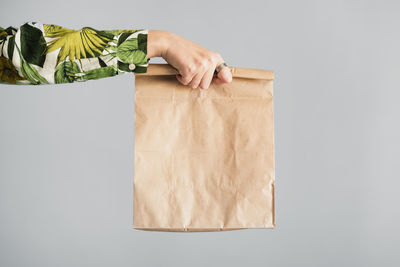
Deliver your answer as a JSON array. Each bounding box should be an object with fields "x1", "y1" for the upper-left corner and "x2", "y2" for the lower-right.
[{"x1": 116, "y1": 29, "x2": 148, "y2": 74}]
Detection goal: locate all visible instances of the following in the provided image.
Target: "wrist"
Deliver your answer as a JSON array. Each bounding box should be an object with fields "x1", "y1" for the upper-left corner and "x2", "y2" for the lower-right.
[{"x1": 147, "y1": 30, "x2": 171, "y2": 58}]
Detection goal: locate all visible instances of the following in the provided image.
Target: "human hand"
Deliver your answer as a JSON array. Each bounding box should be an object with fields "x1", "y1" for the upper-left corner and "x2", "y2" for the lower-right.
[{"x1": 147, "y1": 30, "x2": 232, "y2": 89}]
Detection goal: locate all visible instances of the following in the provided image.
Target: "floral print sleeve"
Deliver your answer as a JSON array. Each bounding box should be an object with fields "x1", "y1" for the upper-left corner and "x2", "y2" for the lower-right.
[{"x1": 0, "y1": 21, "x2": 149, "y2": 85}]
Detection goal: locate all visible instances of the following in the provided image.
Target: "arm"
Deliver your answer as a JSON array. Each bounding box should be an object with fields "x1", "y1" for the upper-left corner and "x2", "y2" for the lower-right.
[
  {"x1": 1, "y1": 22, "x2": 231, "y2": 89},
  {"x1": 0, "y1": 22, "x2": 148, "y2": 85}
]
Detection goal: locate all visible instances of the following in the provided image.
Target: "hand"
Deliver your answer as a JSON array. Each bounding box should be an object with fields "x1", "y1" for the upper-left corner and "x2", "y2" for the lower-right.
[{"x1": 147, "y1": 30, "x2": 232, "y2": 89}]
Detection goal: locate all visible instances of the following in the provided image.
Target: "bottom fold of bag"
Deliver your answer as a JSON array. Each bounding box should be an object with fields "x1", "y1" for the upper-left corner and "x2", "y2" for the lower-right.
[{"x1": 133, "y1": 226, "x2": 274, "y2": 232}]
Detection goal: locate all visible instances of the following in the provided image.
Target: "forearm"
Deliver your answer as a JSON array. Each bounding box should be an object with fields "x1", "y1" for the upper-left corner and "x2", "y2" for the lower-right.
[{"x1": 1, "y1": 22, "x2": 232, "y2": 88}]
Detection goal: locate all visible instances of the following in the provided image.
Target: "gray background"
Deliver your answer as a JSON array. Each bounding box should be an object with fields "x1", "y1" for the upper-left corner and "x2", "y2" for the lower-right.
[{"x1": 1, "y1": 0, "x2": 399, "y2": 266}]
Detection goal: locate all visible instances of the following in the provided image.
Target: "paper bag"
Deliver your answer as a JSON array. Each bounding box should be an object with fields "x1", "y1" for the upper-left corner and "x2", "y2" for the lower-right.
[{"x1": 134, "y1": 64, "x2": 275, "y2": 231}]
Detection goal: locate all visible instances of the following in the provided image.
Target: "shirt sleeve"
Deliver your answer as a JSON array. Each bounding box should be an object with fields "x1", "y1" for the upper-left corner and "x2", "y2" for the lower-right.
[{"x1": 0, "y1": 21, "x2": 149, "y2": 85}]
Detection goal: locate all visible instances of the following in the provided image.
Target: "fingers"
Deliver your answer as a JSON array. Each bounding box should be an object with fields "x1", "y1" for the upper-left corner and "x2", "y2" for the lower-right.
[
  {"x1": 199, "y1": 67, "x2": 215, "y2": 90},
  {"x1": 212, "y1": 76, "x2": 225, "y2": 86},
  {"x1": 175, "y1": 52, "x2": 232, "y2": 89},
  {"x1": 176, "y1": 73, "x2": 194, "y2": 86},
  {"x1": 217, "y1": 66, "x2": 232, "y2": 83},
  {"x1": 189, "y1": 69, "x2": 206, "y2": 89},
  {"x1": 176, "y1": 74, "x2": 190, "y2": 86}
]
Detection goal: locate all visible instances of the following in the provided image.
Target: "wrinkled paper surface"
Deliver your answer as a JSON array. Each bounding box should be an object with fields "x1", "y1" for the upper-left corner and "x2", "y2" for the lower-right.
[{"x1": 134, "y1": 64, "x2": 275, "y2": 232}]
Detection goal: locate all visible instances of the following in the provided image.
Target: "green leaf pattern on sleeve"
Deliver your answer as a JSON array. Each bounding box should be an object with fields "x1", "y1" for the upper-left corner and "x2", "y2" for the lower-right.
[{"x1": 0, "y1": 22, "x2": 148, "y2": 85}]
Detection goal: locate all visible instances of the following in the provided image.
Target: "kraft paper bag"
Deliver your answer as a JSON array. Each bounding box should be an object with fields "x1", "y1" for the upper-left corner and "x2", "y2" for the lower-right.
[{"x1": 134, "y1": 64, "x2": 275, "y2": 232}]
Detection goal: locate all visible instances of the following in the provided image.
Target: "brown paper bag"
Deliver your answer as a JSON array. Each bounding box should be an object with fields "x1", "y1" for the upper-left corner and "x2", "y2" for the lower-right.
[{"x1": 133, "y1": 64, "x2": 275, "y2": 232}]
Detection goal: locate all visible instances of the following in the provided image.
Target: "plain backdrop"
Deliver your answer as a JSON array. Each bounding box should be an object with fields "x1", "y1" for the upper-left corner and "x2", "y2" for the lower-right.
[{"x1": 1, "y1": 0, "x2": 399, "y2": 266}]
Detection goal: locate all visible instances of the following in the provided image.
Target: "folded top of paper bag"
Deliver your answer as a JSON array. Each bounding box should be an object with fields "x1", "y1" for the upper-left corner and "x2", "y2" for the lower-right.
[{"x1": 136, "y1": 63, "x2": 274, "y2": 80}]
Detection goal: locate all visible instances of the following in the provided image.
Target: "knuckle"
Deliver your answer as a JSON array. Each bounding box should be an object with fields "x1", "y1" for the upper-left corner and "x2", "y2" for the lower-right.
[
  {"x1": 184, "y1": 64, "x2": 196, "y2": 75},
  {"x1": 194, "y1": 59, "x2": 204, "y2": 69},
  {"x1": 200, "y1": 58, "x2": 210, "y2": 69},
  {"x1": 182, "y1": 77, "x2": 191, "y2": 85},
  {"x1": 178, "y1": 74, "x2": 189, "y2": 85}
]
